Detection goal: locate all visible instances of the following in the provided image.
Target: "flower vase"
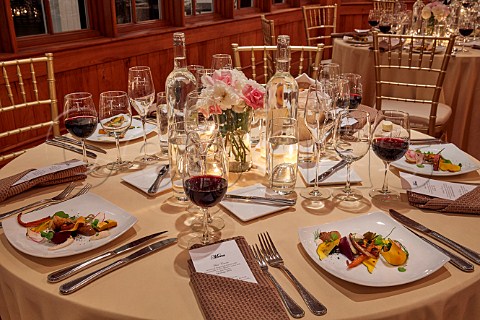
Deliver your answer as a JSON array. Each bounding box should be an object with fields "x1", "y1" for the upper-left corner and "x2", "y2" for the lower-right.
[{"x1": 217, "y1": 106, "x2": 252, "y2": 172}]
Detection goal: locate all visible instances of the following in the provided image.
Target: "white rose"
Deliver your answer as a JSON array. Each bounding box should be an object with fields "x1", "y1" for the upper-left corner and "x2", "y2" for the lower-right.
[{"x1": 421, "y1": 7, "x2": 432, "y2": 20}]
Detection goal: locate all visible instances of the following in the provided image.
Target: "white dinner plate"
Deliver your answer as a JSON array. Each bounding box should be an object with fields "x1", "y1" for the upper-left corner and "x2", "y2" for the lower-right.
[
  {"x1": 121, "y1": 164, "x2": 171, "y2": 195},
  {"x1": 298, "y1": 212, "x2": 449, "y2": 287},
  {"x1": 391, "y1": 143, "x2": 479, "y2": 176},
  {"x1": 343, "y1": 35, "x2": 373, "y2": 44},
  {"x1": 87, "y1": 118, "x2": 156, "y2": 143},
  {"x1": 220, "y1": 184, "x2": 291, "y2": 222},
  {"x1": 2, "y1": 193, "x2": 137, "y2": 258},
  {"x1": 298, "y1": 161, "x2": 362, "y2": 186}
]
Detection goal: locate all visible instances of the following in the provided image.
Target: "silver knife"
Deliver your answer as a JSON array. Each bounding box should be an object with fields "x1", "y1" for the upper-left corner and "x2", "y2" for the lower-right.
[
  {"x1": 46, "y1": 140, "x2": 97, "y2": 159},
  {"x1": 54, "y1": 136, "x2": 107, "y2": 154},
  {"x1": 310, "y1": 160, "x2": 347, "y2": 183},
  {"x1": 47, "y1": 231, "x2": 168, "y2": 283},
  {"x1": 410, "y1": 138, "x2": 443, "y2": 145},
  {"x1": 147, "y1": 165, "x2": 170, "y2": 194},
  {"x1": 223, "y1": 194, "x2": 296, "y2": 206},
  {"x1": 412, "y1": 231, "x2": 474, "y2": 272},
  {"x1": 59, "y1": 237, "x2": 177, "y2": 294},
  {"x1": 389, "y1": 209, "x2": 480, "y2": 265}
]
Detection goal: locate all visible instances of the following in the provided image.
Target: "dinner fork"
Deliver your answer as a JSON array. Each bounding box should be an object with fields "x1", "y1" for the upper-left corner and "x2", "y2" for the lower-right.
[
  {"x1": 258, "y1": 232, "x2": 327, "y2": 316},
  {"x1": 0, "y1": 183, "x2": 76, "y2": 220},
  {"x1": 250, "y1": 244, "x2": 305, "y2": 318},
  {"x1": 21, "y1": 183, "x2": 92, "y2": 215}
]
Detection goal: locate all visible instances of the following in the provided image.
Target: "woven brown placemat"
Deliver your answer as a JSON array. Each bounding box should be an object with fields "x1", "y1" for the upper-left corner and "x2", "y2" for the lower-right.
[
  {"x1": 188, "y1": 236, "x2": 289, "y2": 320},
  {"x1": 407, "y1": 187, "x2": 480, "y2": 214},
  {"x1": 0, "y1": 165, "x2": 87, "y2": 203}
]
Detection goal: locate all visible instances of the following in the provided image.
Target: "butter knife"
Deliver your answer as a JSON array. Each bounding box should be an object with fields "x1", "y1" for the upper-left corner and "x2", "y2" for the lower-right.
[
  {"x1": 223, "y1": 194, "x2": 296, "y2": 206},
  {"x1": 59, "y1": 237, "x2": 177, "y2": 294},
  {"x1": 46, "y1": 140, "x2": 97, "y2": 159},
  {"x1": 389, "y1": 209, "x2": 480, "y2": 265},
  {"x1": 54, "y1": 136, "x2": 107, "y2": 154},
  {"x1": 147, "y1": 164, "x2": 169, "y2": 194},
  {"x1": 412, "y1": 231, "x2": 474, "y2": 272},
  {"x1": 310, "y1": 160, "x2": 347, "y2": 183},
  {"x1": 47, "y1": 231, "x2": 168, "y2": 283}
]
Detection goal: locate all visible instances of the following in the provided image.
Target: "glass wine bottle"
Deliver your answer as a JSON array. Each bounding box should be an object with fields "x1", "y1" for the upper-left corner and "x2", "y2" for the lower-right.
[
  {"x1": 165, "y1": 32, "x2": 197, "y2": 126},
  {"x1": 264, "y1": 35, "x2": 299, "y2": 175},
  {"x1": 412, "y1": 0, "x2": 425, "y2": 35}
]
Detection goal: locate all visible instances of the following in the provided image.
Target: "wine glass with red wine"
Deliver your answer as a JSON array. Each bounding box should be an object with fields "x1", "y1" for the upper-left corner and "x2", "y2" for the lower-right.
[
  {"x1": 458, "y1": 14, "x2": 474, "y2": 52},
  {"x1": 369, "y1": 110, "x2": 410, "y2": 201},
  {"x1": 183, "y1": 137, "x2": 228, "y2": 247},
  {"x1": 368, "y1": 9, "x2": 381, "y2": 30},
  {"x1": 340, "y1": 73, "x2": 362, "y2": 109},
  {"x1": 379, "y1": 12, "x2": 393, "y2": 34},
  {"x1": 64, "y1": 92, "x2": 98, "y2": 166}
]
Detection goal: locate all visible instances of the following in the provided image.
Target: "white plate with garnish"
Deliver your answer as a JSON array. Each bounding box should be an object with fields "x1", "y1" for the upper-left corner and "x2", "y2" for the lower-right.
[
  {"x1": 87, "y1": 118, "x2": 156, "y2": 143},
  {"x1": 391, "y1": 143, "x2": 479, "y2": 176},
  {"x1": 2, "y1": 193, "x2": 137, "y2": 258},
  {"x1": 298, "y1": 212, "x2": 449, "y2": 287}
]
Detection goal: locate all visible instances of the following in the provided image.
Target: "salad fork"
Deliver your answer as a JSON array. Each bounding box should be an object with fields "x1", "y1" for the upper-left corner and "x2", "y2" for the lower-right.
[
  {"x1": 0, "y1": 183, "x2": 76, "y2": 220},
  {"x1": 258, "y1": 232, "x2": 327, "y2": 316},
  {"x1": 250, "y1": 244, "x2": 305, "y2": 318},
  {"x1": 22, "y1": 184, "x2": 92, "y2": 215}
]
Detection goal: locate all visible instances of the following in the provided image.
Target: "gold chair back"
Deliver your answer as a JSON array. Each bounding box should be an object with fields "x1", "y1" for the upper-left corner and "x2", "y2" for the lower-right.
[
  {"x1": 373, "y1": 0, "x2": 396, "y2": 13},
  {"x1": 260, "y1": 15, "x2": 276, "y2": 46},
  {"x1": 0, "y1": 53, "x2": 59, "y2": 162},
  {"x1": 372, "y1": 32, "x2": 456, "y2": 136},
  {"x1": 302, "y1": 4, "x2": 337, "y2": 50},
  {"x1": 231, "y1": 43, "x2": 324, "y2": 84}
]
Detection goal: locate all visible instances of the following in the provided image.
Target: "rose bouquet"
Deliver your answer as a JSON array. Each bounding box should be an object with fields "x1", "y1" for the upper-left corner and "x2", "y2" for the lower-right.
[
  {"x1": 198, "y1": 69, "x2": 265, "y2": 172},
  {"x1": 421, "y1": 1, "x2": 451, "y2": 22}
]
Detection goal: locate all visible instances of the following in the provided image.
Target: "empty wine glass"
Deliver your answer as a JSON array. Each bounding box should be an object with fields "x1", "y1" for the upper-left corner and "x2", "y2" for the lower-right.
[
  {"x1": 128, "y1": 66, "x2": 158, "y2": 163},
  {"x1": 318, "y1": 63, "x2": 340, "y2": 83},
  {"x1": 98, "y1": 91, "x2": 133, "y2": 170},
  {"x1": 300, "y1": 85, "x2": 333, "y2": 201},
  {"x1": 64, "y1": 92, "x2": 98, "y2": 167},
  {"x1": 211, "y1": 53, "x2": 233, "y2": 70},
  {"x1": 333, "y1": 109, "x2": 371, "y2": 201},
  {"x1": 370, "y1": 110, "x2": 410, "y2": 201},
  {"x1": 183, "y1": 137, "x2": 228, "y2": 247}
]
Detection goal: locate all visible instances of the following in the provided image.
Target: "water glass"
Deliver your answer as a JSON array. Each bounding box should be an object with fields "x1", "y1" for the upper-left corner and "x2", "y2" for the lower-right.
[
  {"x1": 156, "y1": 92, "x2": 169, "y2": 158},
  {"x1": 268, "y1": 117, "x2": 299, "y2": 195},
  {"x1": 187, "y1": 65, "x2": 205, "y2": 91},
  {"x1": 168, "y1": 121, "x2": 189, "y2": 202},
  {"x1": 211, "y1": 53, "x2": 233, "y2": 70},
  {"x1": 318, "y1": 63, "x2": 340, "y2": 82}
]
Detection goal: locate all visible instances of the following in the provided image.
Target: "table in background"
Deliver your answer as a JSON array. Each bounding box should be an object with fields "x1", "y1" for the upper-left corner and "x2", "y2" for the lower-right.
[
  {"x1": 332, "y1": 38, "x2": 480, "y2": 161},
  {"x1": 0, "y1": 133, "x2": 479, "y2": 320}
]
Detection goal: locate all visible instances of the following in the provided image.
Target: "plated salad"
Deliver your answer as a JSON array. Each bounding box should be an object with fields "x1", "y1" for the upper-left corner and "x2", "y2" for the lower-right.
[
  {"x1": 314, "y1": 230, "x2": 409, "y2": 273},
  {"x1": 405, "y1": 148, "x2": 461, "y2": 172}
]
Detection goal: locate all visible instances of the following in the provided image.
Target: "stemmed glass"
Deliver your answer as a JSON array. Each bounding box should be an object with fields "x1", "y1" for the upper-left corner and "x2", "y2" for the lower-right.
[
  {"x1": 379, "y1": 12, "x2": 393, "y2": 34},
  {"x1": 183, "y1": 136, "x2": 228, "y2": 247},
  {"x1": 458, "y1": 13, "x2": 474, "y2": 52},
  {"x1": 98, "y1": 91, "x2": 133, "y2": 170},
  {"x1": 127, "y1": 66, "x2": 158, "y2": 163},
  {"x1": 64, "y1": 92, "x2": 98, "y2": 167},
  {"x1": 370, "y1": 110, "x2": 410, "y2": 201},
  {"x1": 300, "y1": 85, "x2": 333, "y2": 201},
  {"x1": 340, "y1": 73, "x2": 363, "y2": 109},
  {"x1": 211, "y1": 54, "x2": 233, "y2": 70},
  {"x1": 368, "y1": 9, "x2": 381, "y2": 30},
  {"x1": 318, "y1": 63, "x2": 340, "y2": 83},
  {"x1": 333, "y1": 110, "x2": 371, "y2": 201}
]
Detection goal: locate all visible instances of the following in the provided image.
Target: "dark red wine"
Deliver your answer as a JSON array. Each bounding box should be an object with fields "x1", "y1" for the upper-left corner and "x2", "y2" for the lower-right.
[
  {"x1": 349, "y1": 93, "x2": 362, "y2": 109},
  {"x1": 184, "y1": 175, "x2": 228, "y2": 208},
  {"x1": 372, "y1": 137, "x2": 408, "y2": 162},
  {"x1": 65, "y1": 116, "x2": 97, "y2": 138},
  {"x1": 459, "y1": 28, "x2": 473, "y2": 37},
  {"x1": 368, "y1": 20, "x2": 379, "y2": 27},
  {"x1": 379, "y1": 25, "x2": 391, "y2": 33}
]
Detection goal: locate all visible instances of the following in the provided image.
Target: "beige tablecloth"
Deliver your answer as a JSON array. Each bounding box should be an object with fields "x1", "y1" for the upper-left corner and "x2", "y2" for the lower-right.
[
  {"x1": 0, "y1": 133, "x2": 479, "y2": 320},
  {"x1": 332, "y1": 39, "x2": 480, "y2": 161}
]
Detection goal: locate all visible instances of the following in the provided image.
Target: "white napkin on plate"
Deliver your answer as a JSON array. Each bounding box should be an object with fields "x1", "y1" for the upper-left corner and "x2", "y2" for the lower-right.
[{"x1": 121, "y1": 164, "x2": 171, "y2": 195}]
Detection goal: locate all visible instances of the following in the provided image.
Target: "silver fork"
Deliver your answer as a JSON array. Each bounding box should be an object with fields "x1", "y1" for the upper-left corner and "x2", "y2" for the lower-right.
[
  {"x1": 259, "y1": 232, "x2": 327, "y2": 316},
  {"x1": 21, "y1": 183, "x2": 92, "y2": 215},
  {"x1": 0, "y1": 183, "x2": 76, "y2": 220},
  {"x1": 250, "y1": 244, "x2": 305, "y2": 318}
]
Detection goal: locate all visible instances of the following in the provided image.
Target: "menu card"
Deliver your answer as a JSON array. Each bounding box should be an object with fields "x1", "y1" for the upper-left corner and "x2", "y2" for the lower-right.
[
  {"x1": 12, "y1": 159, "x2": 85, "y2": 186},
  {"x1": 189, "y1": 239, "x2": 257, "y2": 284},
  {"x1": 400, "y1": 172, "x2": 476, "y2": 201}
]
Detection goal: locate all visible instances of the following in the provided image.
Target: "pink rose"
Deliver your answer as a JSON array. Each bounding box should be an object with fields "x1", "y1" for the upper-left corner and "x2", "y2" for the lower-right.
[
  {"x1": 242, "y1": 84, "x2": 264, "y2": 110},
  {"x1": 212, "y1": 70, "x2": 232, "y2": 86}
]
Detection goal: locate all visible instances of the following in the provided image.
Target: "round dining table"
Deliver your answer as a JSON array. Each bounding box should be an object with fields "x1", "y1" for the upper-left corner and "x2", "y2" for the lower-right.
[
  {"x1": 0, "y1": 130, "x2": 479, "y2": 320},
  {"x1": 332, "y1": 38, "x2": 480, "y2": 161}
]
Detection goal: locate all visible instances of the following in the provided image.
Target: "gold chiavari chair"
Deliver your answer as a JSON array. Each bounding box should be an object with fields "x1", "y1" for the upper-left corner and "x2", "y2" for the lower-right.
[
  {"x1": 260, "y1": 15, "x2": 276, "y2": 46},
  {"x1": 231, "y1": 43, "x2": 324, "y2": 84},
  {"x1": 0, "y1": 53, "x2": 60, "y2": 162},
  {"x1": 373, "y1": 0, "x2": 396, "y2": 13},
  {"x1": 372, "y1": 32, "x2": 456, "y2": 137},
  {"x1": 302, "y1": 4, "x2": 337, "y2": 61}
]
